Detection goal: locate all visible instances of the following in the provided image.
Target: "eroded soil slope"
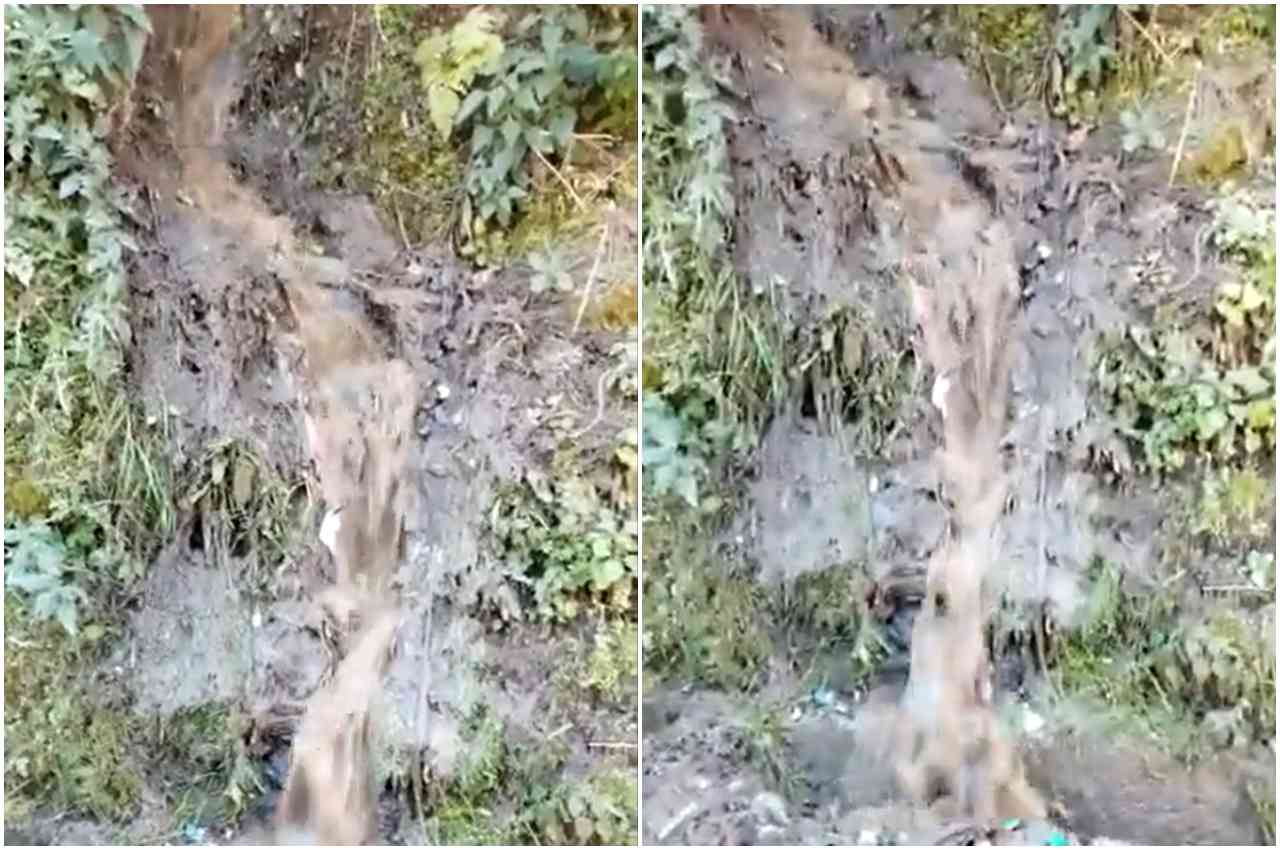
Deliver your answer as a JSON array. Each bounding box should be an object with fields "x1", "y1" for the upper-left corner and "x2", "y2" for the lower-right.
[
  {"x1": 643, "y1": 6, "x2": 1273, "y2": 845},
  {"x1": 21, "y1": 7, "x2": 639, "y2": 844}
]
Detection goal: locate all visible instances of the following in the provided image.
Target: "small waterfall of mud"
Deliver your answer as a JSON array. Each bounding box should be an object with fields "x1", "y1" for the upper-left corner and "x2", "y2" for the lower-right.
[
  {"x1": 890, "y1": 208, "x2": 1046, "y2": 821},
  {"x1": 701, "y1": 5, "x2": 1048, "y2": 823},
  {"x1": 141, "y1": 7, "x2": 412, "y2": 843}
]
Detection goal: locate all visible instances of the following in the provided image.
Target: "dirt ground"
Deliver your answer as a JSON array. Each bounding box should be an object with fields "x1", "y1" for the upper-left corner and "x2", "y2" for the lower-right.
[
  {"x1": 643, "y1": 5, "x2": 1273, "y2": 846},
  {"x1": 8, "y1": 7, "x2": 637, "y2": 845}
]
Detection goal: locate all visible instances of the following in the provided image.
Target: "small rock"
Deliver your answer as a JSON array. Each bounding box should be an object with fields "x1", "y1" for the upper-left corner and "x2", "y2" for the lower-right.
[
  {"x1": 1037, "y1": 243, "x2": 1053, "y2": 261},
  {"x1": 751, "y1": 791, "x2": 789, "y2": 827},
  {"x1": 435, "y1": 384, "x2": 451, "y2": 401}
]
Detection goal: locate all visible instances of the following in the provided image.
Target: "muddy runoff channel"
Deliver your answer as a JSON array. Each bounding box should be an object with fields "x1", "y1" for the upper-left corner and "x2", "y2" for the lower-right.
[
  {"x1": 108, "y1": 7, "x2": 633, "y2": 843},
  {"x1": 643, "y1": 7, "x2": 1271, "y2": 846}
]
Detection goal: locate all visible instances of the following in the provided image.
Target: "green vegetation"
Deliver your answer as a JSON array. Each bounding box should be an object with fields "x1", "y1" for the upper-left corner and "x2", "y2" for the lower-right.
[
  {"x1": 418, "y1": 8, "x2": 635, "y2": 235},
  {"x1": 336, "y1": 6, "x2": 636, "y2": 265},
  {"x1": 3, "y1": 4, "x2": 172, "y2": 826},
  {"x1": 150, "y1": 702, "x2": 261, "y2": 823},
  {"x1": 641, "y1": 5, "x2": 900, "y2": 695},
  {"x1": 4, "y1": 3, "x2": 170, "y2": 600},
  {"x1": 491, "y1": 451, "x2": 638, "y2": 623},
  {"x1": 1093, "y1": 192, "x2": 1275, "y2": 474},
  {"x1": 639, "y1": 6, "x2": 781, "y2": 678},
  {"x1": 552, "y1": 617, "x2": 640, "y2": 705},
  {"x1": 1054, "y1": 557, "x2": 1275, "y2": 759},
  {"x1": 423, "y1": 704, "x2": 637, "y2": 845},
  {"x1": 3, "y1": 599, "x2": 141, "y2": 823}
]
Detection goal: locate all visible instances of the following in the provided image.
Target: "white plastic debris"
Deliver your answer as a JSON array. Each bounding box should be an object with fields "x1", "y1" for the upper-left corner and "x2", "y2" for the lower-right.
[
  {"x1": 320, "y1": 508, "x2": 342, "y2": 556},
  {"x1": 1022, "y1": 705, "x2": 1046, "y2": 737},
  {"x1": 931, "y1": 372, "x2": 952, "y2": 419}
]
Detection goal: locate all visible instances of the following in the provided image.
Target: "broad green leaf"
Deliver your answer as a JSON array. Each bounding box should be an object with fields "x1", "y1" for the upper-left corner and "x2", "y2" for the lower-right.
[
  {"x1": 66, "y1": 27, "x2": 105, "y2": 74},
  {"x1": 514, "y1": 83, "x2": 539, "y2": 113},
  {"x1": 501, "y1": 116, "x2": 521, "y2": 146},
  {"x1": 456, "y1": 88, "x2": 487, "y2": 127},
  {"x1": 428, "y1": 84, "x2": 461, "y2": 140},
  {"x1": 551, "y1": 107, "x2": 576, "y2": 146},
  {"x1": 471, "y1": 123, "x2": 495, "y2": 155}
]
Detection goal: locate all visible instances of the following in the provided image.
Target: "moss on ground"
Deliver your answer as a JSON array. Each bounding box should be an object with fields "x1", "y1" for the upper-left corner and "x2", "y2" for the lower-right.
[
  {"x1": 3, "y1": 599, "x2": 142, "y2": 824},
  {"x1": 420, "y1": 703, "x2": 637, "y2": 845}
]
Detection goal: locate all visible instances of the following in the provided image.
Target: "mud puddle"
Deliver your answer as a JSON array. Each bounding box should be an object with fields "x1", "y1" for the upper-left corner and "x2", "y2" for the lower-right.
[
  {"x1": 69, "y1": 6, "x2": 639, "y2": 844},
  {"x1": 643, "y1": 5, "x2": 1272, "y2": 845}
]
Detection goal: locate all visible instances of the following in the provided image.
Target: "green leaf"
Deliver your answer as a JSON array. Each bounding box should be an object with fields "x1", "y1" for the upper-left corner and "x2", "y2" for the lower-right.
[
  {"x1": 501, "y1": 117, "x2": 522, "y2": 146},
  {"x1": 472, "y1": 123, "x2": 495, "y2": 154},
  {"x1": 551, "y1": 107, "x2": 576, "y2": 146},
  {"x1": 674, "y1": 469, "x2": 699, "y2": 509},
  {"x1": 524, "y1": 127, "x2": 553, "y2": 155},
  {"x1": 541, "y1": 21, "x2": 564, "y2": 56},
  {"x1": 591, "y1": 558, "x2": 625, "y2": 592},
  {"x1": 486, "y1": 85, "x2": 508, "y2": 118},
  {"x1": 531, "y1": 70, "x2": 559, "y2": 103},
  {"x1": 514, "y1": 83, "x2": 539, "y2": 113},
  {"x1": 1196, "y1": 407, "x2": 1228, "y2": 440},
  {"x1": 456, "y1": 88, "x2": 487, "y2": 128},
  {"x1": 428, "y1": 84, "x2": 461, "y2": 140},
  {"x1": 67, "y1": 27, "x2": 106, "y2": 75}
]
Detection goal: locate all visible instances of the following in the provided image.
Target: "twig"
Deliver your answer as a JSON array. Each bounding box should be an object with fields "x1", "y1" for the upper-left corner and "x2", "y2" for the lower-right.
[
  {"x1": 390, "y1": 196, "x2": 411, "y2": 251},
  {"x1": 547, "y1": 722, "x2": 574, "y2": 740},
  {"x1": 572, "y1": 218, "x2": 610, "y2": 334},
  {"x1": 533, "y1": 146, "x2": 584, "y2": 210},
  {"x1": 978, "y1": 47, "x2": 1007, "y2": 118},
  {"x1": 1203, "y1": 584, "x2": 1271, "y2": 594},
  {"x1": 569, "y1": 366, "x2": 611, "y2": 441},
  {"x1": 1168, "y1": 60, "x2": 1202, "y2": 189},
  {"x1": 587, "y1": 741, "x2": 639, "y2": 749},
  {"x1": 1120, "y1": 7, "x2": 1172, "y2": 67}
]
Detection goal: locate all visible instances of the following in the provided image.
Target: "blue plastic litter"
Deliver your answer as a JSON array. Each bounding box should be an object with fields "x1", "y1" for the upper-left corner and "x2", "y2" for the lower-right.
[
  {"x1": 1045, "y1": 830, "x2": 1070, "y2": 846},
  {"x1": 180, "y1": 821, "x2": 208, "y2": 844},
  {"x1": 810, "y1": 685, "x2": 836, "y2": 709}
]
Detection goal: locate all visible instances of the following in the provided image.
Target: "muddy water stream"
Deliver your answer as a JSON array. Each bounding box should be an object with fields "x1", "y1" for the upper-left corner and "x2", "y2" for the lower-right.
[{"x1": 144, "y1": 7, "x2": 419, "y2": 841}]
